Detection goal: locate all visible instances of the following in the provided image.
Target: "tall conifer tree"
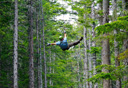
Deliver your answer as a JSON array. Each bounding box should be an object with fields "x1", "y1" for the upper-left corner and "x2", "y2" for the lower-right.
[
  {"x1": 83, "y1": 14, "x2": 88, "y2": 88},
  {"x1": 112, "y1": 0, "x2": 122, "y2": 87},
  {"x1": 102, "y1": 0, "x2": 110, "y2": 88},
  {"x1": 122, "y1": 0, "x2": 128, "y2": 88},
  {"x1": 14, "y1": 0, "x2": 18, "y2": 88},
  {"x1": 91, "y1": 1, "x2": 97, "y2": 88},
  {"x1": 28, "y1": 0, "x2": 34, "y2": 87}
]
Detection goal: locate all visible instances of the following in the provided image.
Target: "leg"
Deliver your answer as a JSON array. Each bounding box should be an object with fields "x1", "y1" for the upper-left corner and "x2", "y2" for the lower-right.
[
  {"x1": 66, "y1": 37, "x2": 83, "y2": 50},
  {"x1": 68, "y1": 40, "x2": 80, "y2": 48}
]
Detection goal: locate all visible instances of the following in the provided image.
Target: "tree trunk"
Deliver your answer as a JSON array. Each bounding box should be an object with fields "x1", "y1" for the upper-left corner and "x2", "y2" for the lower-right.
[
  {"x1": 122, "y1": 0, "x2": 128, "y2": 88},
  {"x1": 114, "y1": 30, "x2": 121, "y2": 88},
  {"x1": 98, "y1": 1, "x2": 103, "y2": 25},
  {"x1": 43, "y1": 21, "x2": 47, "y2": 88},
  {"x1": 28, "y1": 0, "x2": 34, "y2": 87},
  {"x1": 35, "y1": 8, "x2": 39, "y2": 88},
  {"x1": 78, "y1": 45, "x2": 82, "y2": 88},
  {"x1": 40, "y1": 0, "x2": 47, "y2": 87},
  {"x1": 83, "y1": 22, "x2": 88, "y2": 88},
  {"x1": 112, "y1": 0, "x2": 121, "y2": 88},
  {"x1": 102, "y1": 0, "x2": 110, "y2": 88},
  {"x1": 49, "y1": 49, "x2": 52, "y2": 86},
  {"x1": 14, "y1": 0, "x2": 18, "y2": 88},
  {"x1": 37, "y1": 0, "x2": 43, "y2": 88},
  {"x1": 77, "y1": 60, "x2": 80, "y2": 88},
  {"x1": 123, "y1": 39, "x2": 128, "y2": 88},
  {"x1": 88, "y1": 28, "x2": 92, "y2": 88},
  {"x1": 91, "y1": 1, "x2": 98, "y2": 88},
  {"x1": 38, "y1": 19, "x2": 43, "y2": 88},
  {"x1": 114, "y1": 31, "x2": 121, "y2": 88}
]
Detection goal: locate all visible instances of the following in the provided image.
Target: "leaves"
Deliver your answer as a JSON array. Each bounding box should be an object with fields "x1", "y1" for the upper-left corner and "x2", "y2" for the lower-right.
[
  {"x1": 95, "y1": 15, "x2": 128, "y2": 35},
  {"x1": 1, "y1": 0, "x2": 128, "y2": 87},
  {"x1": 118, "y1": 49, "x2": 128, "y2": 60},
  {"x1": 88, "y1": 65, "x2": 127, "y2": 83}
]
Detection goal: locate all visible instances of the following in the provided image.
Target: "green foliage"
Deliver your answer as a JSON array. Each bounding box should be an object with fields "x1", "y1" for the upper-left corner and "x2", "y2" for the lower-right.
[
  {"x1": 0, "y1": 1, "x2": 14, "y2": 87},
  {"x1": 95, "y1": 15, "x2": 128, "y2": 35},
  {"x1": 118, "y1": 49, "x2": 128, "y2": 60},
  {"x1": 96, "y1": 0, "x2": 103, "y2": 3},
  {"x1": 118, "y1": 16, "x2": 128, "y2": 21},
  {"x1": 87, "y1": 47, "x2": 102, "y2": 54},
  {"x1": 88, "y1": 65, "x2": 128, "y2": 83},
  {"x1": 1, "y1": 0, "x2": 128, "y2": 87}
]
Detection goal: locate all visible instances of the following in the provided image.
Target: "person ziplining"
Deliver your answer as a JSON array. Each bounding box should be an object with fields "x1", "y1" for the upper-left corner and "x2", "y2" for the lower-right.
[{"x1": 47, "y1": 30, "x2": 83, "y2": 51}]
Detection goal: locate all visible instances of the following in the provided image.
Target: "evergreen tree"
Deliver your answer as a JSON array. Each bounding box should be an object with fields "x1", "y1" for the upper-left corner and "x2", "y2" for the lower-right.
[
  {"x1": 28, "y1": 0, "x2": 34, "y2": 87},
  {"x1": 13, "y1": 0, "x2": 18, "y2": 88},
  {"x1": 102, "y1": 0, "x2": 110, "y2": 88},
  {"x1": 1, "y1": 0, "x2": 128, "y2": 88}
]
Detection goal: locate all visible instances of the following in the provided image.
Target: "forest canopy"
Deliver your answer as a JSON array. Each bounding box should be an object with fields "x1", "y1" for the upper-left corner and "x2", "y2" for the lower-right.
[{"x1": 0, "y1": 0, "x2": 128, "y2": 88}]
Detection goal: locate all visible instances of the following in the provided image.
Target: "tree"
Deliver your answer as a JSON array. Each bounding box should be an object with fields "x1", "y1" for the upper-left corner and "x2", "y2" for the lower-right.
[
  {"x1": 41, "y1": 0, "x2": 47, "y2": 88},
  {"x1": 36, "y1": 0, "x2": 43, "y2": 88},
  {"x1": 88, "y1": 28, "x2": 92, "y2": 88},
  {"x1": 14, "y1": 0, "x2": 18, "y2": 88},
  {"x1": 102, "y1": 0, "x2": 110, "y2": 88},
  {"x1": 49, "y1": 49, "x2": 52, "y2": 86},
  {"x1": 91, "y1": 1, "x2": 97, "y2": 88},
  {"x1": 83, "y1": 14, "x2": 88, "y2": 88},
  {"x1": 28, "y1": 0, "x2": 34, "y2": 87},
  {"x1": 35, "y1": 2, "x2": 40, "y2": 88},
  {"x1": 2, "y1": 0, "x2": 128, "y2": 88},
  {"x1": 122, "y1": 0, "x2": 128, "y2": 88},
  {"x1": 112, "y1": 0, "x2": 121, "y2": 88}
]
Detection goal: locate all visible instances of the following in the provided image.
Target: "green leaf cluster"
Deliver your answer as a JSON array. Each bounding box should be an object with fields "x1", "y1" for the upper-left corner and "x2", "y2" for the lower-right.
[{"x1": 95, "y1": 15, "x2": 128, "y2": 35}]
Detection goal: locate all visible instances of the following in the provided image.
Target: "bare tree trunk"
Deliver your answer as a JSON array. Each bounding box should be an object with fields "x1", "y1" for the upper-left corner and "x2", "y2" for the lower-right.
[
  {"x1": 38, "y1": 19, "x2": 43, "y2": 88},
  {"x1": 77, "y1": 60, "x2": 80, "y2": 88},
  {"x1": 40, "y1": 0, "x2": 47, "y2": 87},
  {"x1": 49, "y1": 49, "x2": 52, "y2": 86},
  {"x1": 83, "y1": 23, "x2": 88, "y2": 88},
  {"x1": 123, "y1": 34, "x2": 128, "y2": 88},
  {"x1": 28, "y1": 0, "x2": 34, "y2": 87},
  {"x1": 76, "y1": 46, "x2": 81, "y2": 88},
  {"x1": 14, "y1": 0, "x2": 18, "y2": 88},
  {"x1": 102, "y1": 38, "x2": 110, "y2": 88},
  {"x1": 123, "y1": 39, "x2": 128, "y2": 88},
  {"x1": 112, "y1": 0, "x2": 122, "y2": 88},
  {"x1": 91, "y1": 1, "x2": 98, "y2": 88},
  {"x1": 114, "y1": 30, "x2": 121, "y2": 88},
  {"x1": 37, "y1": 0, "x2": 43, "y2": 86},
  {"x1": 43, "y1": 21, "x2": 47, "y2": 88},
  {"x1": 35, "y1": 8, "x2": 40, "y2": 88},
  {"x1": 78, "y1": 45, "x2": 82, "y2": 88},
  {"x1": 102, "y1": 0, "x2": 110, "y2": 88},
  {"x1": 52, "y1": 53, "x2": 56, "y2": 86},
  {"x1": 88, "y1": 28, "x2": 92, "y2": 88},
  {"x1": 122, "y1": 1, "x2": 128, "y2": 88}
]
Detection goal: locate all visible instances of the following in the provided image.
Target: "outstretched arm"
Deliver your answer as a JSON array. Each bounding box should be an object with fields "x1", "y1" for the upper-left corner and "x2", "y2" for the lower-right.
[
  {"x1": 47, "y1": 43, "x2": 56, "y2": 46},
  {"x1": 64, "y1": 30, "x2": 66, "y2": 38},
  {"x1": 47, "y1": 41, "x2": 60, "y2": 46},
  {"x1": 51, "y1": 43, "x2": 56, "y2": 45}
]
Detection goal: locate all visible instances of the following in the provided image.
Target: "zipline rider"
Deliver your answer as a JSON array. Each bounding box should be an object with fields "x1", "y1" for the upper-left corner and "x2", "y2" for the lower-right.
[{"x1": 47, "y1": 31, "x2": 83, "y2": 51}]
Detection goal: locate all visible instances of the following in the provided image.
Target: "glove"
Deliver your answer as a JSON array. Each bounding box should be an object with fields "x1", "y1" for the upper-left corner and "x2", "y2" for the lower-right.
[
  {"x1": 64, "y1": 30, "x2": 66, "y2": 33},
  {"x1": 47, "y1": 43, "x2": 51, "y2": 46}
]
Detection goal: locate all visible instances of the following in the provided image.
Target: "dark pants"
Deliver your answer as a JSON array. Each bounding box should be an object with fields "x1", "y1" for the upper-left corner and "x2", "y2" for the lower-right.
[
  {"x1": 68, "y1": 40, "x2": 80, "y2": 48},
  {"x1": 63, "y1": 40, "x2": 80, "y2": 51}
]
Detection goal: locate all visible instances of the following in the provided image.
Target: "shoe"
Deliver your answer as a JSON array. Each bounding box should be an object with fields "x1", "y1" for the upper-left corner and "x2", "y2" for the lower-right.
[{"x1": 80, "y1": 37, "x2": 83, "y2": 41}]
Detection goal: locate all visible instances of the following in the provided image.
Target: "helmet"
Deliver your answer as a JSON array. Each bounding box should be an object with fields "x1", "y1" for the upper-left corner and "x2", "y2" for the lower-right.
[{"x1": 59, "y1": 36, "x2": 63, "y2": 40}]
